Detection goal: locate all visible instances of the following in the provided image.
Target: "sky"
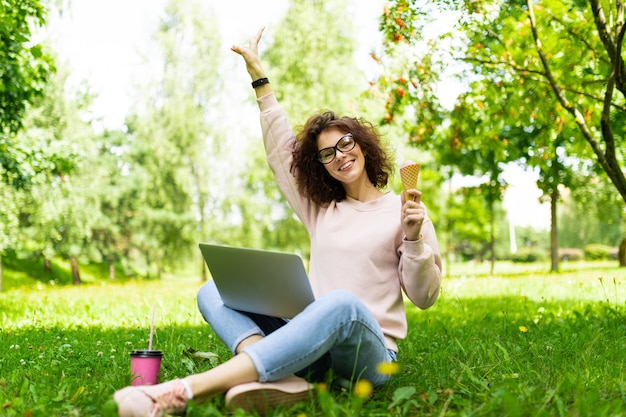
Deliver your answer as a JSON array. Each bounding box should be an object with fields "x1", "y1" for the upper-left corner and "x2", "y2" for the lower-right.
[{"x1": 44, "y1": 0, "x2": 549, "y2": 230}]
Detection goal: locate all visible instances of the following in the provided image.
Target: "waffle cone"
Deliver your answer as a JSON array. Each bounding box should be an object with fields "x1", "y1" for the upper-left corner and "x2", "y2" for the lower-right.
[{"x1": 400, "y1": 163, "x2": 420, "y2": 200}]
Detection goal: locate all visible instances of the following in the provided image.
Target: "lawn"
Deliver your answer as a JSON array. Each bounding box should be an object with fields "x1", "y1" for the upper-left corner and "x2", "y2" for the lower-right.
[{"x1": 1, "y1": 260, "x2": 625, "y2": 416}]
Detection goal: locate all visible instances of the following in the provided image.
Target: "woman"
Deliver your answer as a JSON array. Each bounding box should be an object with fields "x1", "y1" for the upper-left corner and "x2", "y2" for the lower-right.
[{"x1": 113, "y1": 26, "x2": 442, "y2": 417}]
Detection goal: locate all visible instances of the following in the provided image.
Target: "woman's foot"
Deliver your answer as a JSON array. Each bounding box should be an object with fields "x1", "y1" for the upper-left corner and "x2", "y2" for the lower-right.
[
  {"x1": 225, "y1": 375, "x2": 314, "y2": 416},
  {"x1": 113, "y1": 379, "x2": 188, "y2": 417}
]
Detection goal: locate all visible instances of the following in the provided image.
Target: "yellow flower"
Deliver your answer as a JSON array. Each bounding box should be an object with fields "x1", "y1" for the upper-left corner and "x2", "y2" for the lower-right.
[
  {"x1": 377, "y1": 361, "x2": 401, "y2": 375},
  {"x1": 519, "y1": 325, "x2": 528, "y2": 333},
  {"x1": 353, "y1": 379, "x2": 373, "y2": 399},
  {"x1": 316, "y1": 383, "x2": 328, "y2": 392}
]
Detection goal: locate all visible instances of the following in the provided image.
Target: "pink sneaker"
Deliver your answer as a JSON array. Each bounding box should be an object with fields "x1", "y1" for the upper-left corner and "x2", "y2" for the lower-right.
[
  {"x1": 225, "y1": 375, "x2": 314, "y2": 415},
  {"x1": 113, "y1": 379, "x2": 187, "y2": 417}
]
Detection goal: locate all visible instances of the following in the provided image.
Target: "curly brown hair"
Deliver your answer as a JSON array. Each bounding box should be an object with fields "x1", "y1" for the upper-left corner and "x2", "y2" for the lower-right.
[{"x1": 290, "y1": 111, "x2": 394, "y2": 206}]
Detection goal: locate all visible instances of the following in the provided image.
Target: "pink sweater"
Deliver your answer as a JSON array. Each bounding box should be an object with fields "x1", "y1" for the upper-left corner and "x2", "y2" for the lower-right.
[{"x1": 258, "y1": 93, "x2": 442, "y2": 351}]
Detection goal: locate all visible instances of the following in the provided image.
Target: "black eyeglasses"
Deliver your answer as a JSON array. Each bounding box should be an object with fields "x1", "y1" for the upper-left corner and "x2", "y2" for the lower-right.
[{"x1": 317, "y1": 133, "x2": 356, "y2": 164}]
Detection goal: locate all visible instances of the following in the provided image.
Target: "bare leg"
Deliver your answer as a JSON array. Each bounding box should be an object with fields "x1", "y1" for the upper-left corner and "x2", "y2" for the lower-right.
[
  {"x1": 185, "y1": 352, "x2": 258, "y2": 402},
  {"x1": 235, "y1": 334, "x2": 264, "y2": 354},
  {"x1": 187, "y1": 335, "x2": 263, "y2": 402}
]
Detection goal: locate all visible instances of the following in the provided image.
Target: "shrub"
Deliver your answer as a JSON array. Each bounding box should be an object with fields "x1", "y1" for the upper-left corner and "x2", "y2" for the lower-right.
[
  {"x1": 558, "y1": 248, "x2": 584, "y2": 261},
  {"x1": 511, "y1": 247, "x2": 547, "y2": 263},
  {"x1": 584, "y1": 244, "x2": 613, "y2": 260}
]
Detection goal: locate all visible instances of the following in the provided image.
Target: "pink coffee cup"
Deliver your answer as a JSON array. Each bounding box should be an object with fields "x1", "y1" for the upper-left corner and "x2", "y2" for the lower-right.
[{"x1": 130, "y1": 350, "x2": 162, "y2": 386}]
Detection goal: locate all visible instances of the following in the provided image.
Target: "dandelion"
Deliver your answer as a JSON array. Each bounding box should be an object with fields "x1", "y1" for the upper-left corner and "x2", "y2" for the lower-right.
[
  {"x1": 377, "y1": 361, "x2": 401, "y2": 375},
  {"x1": 353, "y1": 379, "x2": 373, "y2": 399},
  {"x1": 316, "y1": 383, "x2": 328, "y2": 392},
  {"x1": 519, "y1": 325, "x2": 528, "y2": 333}
]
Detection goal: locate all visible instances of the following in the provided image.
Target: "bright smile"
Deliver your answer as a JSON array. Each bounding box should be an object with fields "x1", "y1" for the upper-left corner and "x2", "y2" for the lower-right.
[{"x1": 338, "y1": 160, "x2": 354, "y2": 171}]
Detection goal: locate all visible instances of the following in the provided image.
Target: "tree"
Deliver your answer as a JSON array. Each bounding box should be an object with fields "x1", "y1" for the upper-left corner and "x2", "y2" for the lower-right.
[
  {"x1": 447, "y1": 185, "x2": 504, "y2": 262},
  {"x1": 124, "y1": 0, "x2": 223, "y2": 278},
  {"x1": 1, "y1": 0, "x2": 56, "y2": 186},
  {"x1": 559, "y1": 172, "x2": 625, "y2": 250},
  {"x1": 82, "y1": 129, "x2": 137, "y2": 280},
  {"x1": 265, "y1": 0, "x2": 365, "y2": 122},
  {"x1": 16, "y1": 62, "x2": 96, "y2": 285},
  {"x1": 376, "y1": 0, "x2": 626, "y2": 267}
]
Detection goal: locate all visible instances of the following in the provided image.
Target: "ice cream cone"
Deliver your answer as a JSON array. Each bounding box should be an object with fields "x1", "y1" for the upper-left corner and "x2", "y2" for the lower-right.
[{"x1": 400, "y1": 162, "x2": 421, "y2": 201}]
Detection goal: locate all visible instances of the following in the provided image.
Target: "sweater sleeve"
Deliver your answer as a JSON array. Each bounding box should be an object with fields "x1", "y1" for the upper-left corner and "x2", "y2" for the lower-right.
[
  {"x1": 257, "y1": 93, "x2": 316, "y2": 228},
  {"x1": 398, "y1": 211, "x2": 442, "y2": 309}
]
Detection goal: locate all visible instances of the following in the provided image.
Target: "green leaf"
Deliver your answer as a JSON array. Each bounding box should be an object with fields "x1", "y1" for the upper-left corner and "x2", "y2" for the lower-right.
[
  {"x1": 426, "y1": 388, "x2": 439, "y2": 405},
  {"x1": 29, "y1": 44, "x2": 42, "y2": 58},
  {"x1": 388, "y1": 386, "x2": 416, "y2": 409}
]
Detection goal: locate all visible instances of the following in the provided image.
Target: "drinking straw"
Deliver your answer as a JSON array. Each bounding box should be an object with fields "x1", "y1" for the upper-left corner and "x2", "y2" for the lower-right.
[{"x1": 148, "y1": 303, "x2": 156, "y2": 350}]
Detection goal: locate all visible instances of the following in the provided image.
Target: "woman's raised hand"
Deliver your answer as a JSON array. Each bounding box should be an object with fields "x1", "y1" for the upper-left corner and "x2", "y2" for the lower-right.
[{"x1": 231, "y1": 26, "x2": 266, "y2": 80}]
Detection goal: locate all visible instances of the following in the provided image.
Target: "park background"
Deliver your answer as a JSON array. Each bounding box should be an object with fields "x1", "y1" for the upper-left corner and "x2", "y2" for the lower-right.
[
  {"x1": 1, "y1": 0, "x2": 626, "y2": 416},
  {"x1": 3, "y1": 0, "x2": 626, "y2": 286}
]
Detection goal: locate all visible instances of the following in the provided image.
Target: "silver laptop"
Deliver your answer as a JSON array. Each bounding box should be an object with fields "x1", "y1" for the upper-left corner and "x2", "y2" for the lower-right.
[{"x1": 198, "y1": 243, "x2": 315, "y2": 319}]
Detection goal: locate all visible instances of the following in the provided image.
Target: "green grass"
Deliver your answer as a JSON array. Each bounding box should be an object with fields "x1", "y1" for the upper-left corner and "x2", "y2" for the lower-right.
[{"x1": 1, "y1": 260, "x2": 625, "y2": 416}]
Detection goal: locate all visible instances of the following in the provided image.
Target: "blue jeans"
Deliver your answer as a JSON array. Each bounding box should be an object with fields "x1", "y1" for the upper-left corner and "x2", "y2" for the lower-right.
[{"x1": 197, "y1": 280, "x2": 396, "y2": 386}]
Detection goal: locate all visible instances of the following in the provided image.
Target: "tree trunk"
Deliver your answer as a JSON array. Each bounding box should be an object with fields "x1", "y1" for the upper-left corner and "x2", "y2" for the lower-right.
[
  {"x1": 44, "y1": 257, "x2": 51, "y2": 274},
  {"x1": 550, "y1": 188, "x2": 559, "y2": 272},
  {"x1": 70, "y1": 256, "x2": 82, "y2": 285},
  {"x1": 109, "y1": 261, "x2": 115, "y2": 280},
  {"x1": 619, "y1": 238, "x2": 626, "y2": 267}
]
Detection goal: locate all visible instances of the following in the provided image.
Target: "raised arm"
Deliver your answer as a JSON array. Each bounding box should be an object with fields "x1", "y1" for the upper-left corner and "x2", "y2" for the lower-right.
[
  {"x1": 231, "y1": 26, "x2": 272, "y2": 98},
  {"x1": 230, "y1": 27, "x2": 318, "y2": 228}
]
